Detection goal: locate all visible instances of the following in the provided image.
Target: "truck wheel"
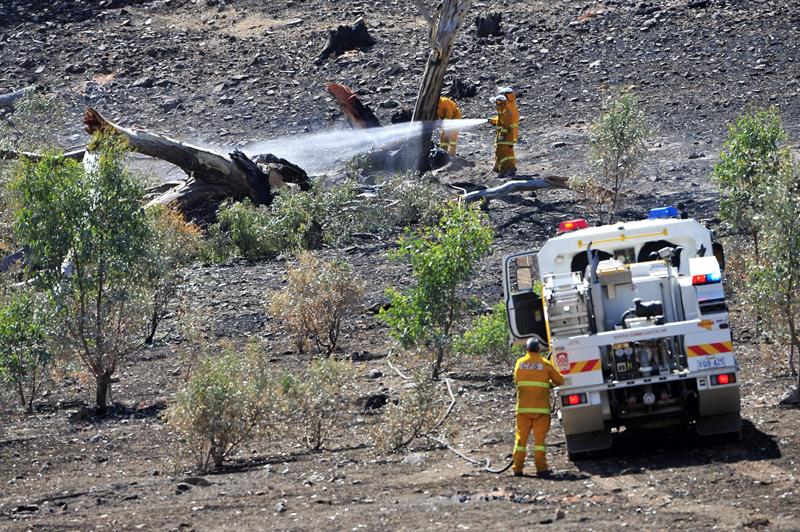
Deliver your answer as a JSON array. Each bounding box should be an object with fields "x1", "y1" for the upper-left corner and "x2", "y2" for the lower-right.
[{"x1": 568, "y1": 450, "x2": 590, "y2": 461}]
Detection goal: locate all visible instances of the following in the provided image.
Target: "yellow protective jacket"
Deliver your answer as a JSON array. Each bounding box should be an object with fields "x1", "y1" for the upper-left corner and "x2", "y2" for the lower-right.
[
  {"x1": 489, "y1": 103, "x2": 515, "y2": 146},
  {"x1": 436, "y1": 96, "x2": 462, "y2": 121},
  {"x1": 513, "y1": 351, "x2": 565, "y2": 414},
  {"x1": 505, "y1": 93, "x2": 519, "y2": 143}
]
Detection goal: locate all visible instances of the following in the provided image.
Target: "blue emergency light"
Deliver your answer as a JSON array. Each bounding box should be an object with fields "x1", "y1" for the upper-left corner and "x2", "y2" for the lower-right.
[{"x1": 647, "y1": 206, "x2": 679, "y2": 219}]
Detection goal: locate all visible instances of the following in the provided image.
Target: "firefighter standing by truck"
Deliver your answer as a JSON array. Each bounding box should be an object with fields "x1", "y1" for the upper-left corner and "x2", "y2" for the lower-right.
[{"x1": 513, "y1": 337, "x2": 564, "y2": 477}]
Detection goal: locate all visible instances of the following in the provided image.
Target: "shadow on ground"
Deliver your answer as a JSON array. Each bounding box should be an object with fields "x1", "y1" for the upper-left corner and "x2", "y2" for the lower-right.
[{"x1": 573, "y1": 419, "x2": 780, "y2": 477}]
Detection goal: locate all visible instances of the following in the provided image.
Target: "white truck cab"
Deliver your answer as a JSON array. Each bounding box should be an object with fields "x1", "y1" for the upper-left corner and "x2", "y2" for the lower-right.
[{"x1": 503, "y1": 208, "x2": 741, "y2": 457}]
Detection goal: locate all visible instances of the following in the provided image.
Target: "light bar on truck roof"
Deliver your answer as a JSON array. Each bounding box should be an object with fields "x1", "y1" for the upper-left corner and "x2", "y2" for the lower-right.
[
  {"x1": 557, "y1": 219, "x2": 589, "y2": 234},
  {"x1": 692, "y1": 272, "x2": 722, "y2": 285},
  {"x1": 648, "y1": 206, "x2": 679, "y2": 219}
]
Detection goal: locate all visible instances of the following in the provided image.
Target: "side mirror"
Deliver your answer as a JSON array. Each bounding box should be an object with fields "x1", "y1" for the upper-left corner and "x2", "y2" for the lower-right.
[{"x1": 713, "y1": 242, "x2": 725, "y2": 271}]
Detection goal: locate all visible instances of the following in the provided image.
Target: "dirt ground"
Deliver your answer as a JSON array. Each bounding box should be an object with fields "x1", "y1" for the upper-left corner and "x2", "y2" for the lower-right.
[{"x1": 1, "y1": 0, "x2": 800, "y2": 530}]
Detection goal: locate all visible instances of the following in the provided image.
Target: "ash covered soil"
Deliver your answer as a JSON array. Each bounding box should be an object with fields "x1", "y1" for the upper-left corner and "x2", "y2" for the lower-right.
[{"x1": 1, "y1": 0, "x2": 800, "y2": 530}]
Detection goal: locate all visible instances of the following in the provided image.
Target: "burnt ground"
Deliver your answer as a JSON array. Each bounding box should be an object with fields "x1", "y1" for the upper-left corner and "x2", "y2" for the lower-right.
[{"x1": 1, "y1": 0, "x2": 800, "y2": 530}]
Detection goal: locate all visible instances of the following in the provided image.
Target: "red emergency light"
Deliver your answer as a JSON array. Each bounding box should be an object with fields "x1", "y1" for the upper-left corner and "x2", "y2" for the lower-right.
[
  {"x1": 557, "y1": 219, "x2": 589, "y2": 234},
  {"x1": 711, "y1": 373, "x2": 736, "y2": 386},
  {"x1": 562, "y1": 393, "x2": 587, "y2": 406}
]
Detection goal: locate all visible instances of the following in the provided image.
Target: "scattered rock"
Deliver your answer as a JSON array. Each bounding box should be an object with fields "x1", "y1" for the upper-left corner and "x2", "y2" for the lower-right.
[
  {"x1": 12, "y1": 504, "x2": 39, "y2": 513},
  {"x1": 390, "y1": 107, "x2": 412, "y2": 124},
  {"x1": 161, "y1": 98, "x2": 183, "y2": 112},
  {"x1": 356, "y1": 391, "x2": 389, "y2": 411},
  {"x1": 779, "y1": 388, "x2": 799, "y2": 406},
  {"x1": 401, "y1": 452, "x2": 428, "y2": 466},
  {"x1": 275, "y1": 501, "x2": 287, "y2": 513},
  {"x1": 175, "y1": 483, "x2": 192, "y2": 494},
  {"x1": 367, "y1": 369, "x2": 384, "y2": 379},
  {"x1": 131, "y1": 76, "x2": 154, "y2": 88},
  {"x1": 743, "y1": 517, "x2": 771, "y2": 529},
  {"x1": 182, "y1": 476, "x2": 211, "y2": 487}
]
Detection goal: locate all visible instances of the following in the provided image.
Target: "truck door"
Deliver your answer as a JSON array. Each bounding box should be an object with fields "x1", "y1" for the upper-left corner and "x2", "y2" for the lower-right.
[{"x1": 502, "y1": 250, "x2": 548, "y2": 343}]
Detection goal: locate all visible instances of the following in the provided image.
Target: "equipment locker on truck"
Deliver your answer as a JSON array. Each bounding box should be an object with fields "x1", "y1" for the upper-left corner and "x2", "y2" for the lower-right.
[{"x1": 502, "y1": 207, "x2": 741, "y2": 457}]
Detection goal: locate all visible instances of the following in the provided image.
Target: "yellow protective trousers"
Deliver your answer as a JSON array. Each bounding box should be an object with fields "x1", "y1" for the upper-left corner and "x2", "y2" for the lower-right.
[
  {"x1": 439, "y1": 130, "x2": 459, "y2": 155},
  {"x1": 513, "y1": 412, "x2": 551, "y2": 473},
  {"x1": 494, "y1": 143, "x2": 516, "y2": 173}
]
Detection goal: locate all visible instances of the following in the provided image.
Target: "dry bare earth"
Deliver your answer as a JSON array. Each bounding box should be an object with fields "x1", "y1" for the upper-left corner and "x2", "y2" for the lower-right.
[{"x1": 1, "y1": 0, "x2": 799, "y2": 530}]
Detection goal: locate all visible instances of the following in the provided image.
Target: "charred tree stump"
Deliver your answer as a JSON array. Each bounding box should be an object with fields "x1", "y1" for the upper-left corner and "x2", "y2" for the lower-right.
[
  {"x1": 474, "y1": 13, "x2": 502, "y2": 37},
  {"x1": 448, "y1": 77, "x2": 478, "y2": 99},
  {"x1": 411, "y1": 0, "x2": 471, "y2": 171},
  {"x1": 325, "y1": 83, "x2": 381, "y2": 129},
  {"x1": 315, "y1": 18, "x2": 377, "y2": 65}
]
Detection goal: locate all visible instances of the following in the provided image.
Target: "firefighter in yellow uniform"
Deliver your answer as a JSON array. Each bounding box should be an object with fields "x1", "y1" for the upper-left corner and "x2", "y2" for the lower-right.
[
  {"x1": 488, "y1": 95, "x2": 517, "y2": 177},
  {"x1": 513, "y1": 337, "x2": 564, "y2": 477},
  {"x1": 498, "y1": 86, "x2": 519, "y2": 145},
  {"x1": 436, "y1": 96, "x2": 462, "y2": 155}
]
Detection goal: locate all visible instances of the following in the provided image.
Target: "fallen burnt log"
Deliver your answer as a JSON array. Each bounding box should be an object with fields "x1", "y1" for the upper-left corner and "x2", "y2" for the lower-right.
[
  {"x1": 315, "y1": 18, "x2": 377, "y2": 65},
  {"x1": 0, "y1": 147, "x2": 86, "y2": 162},
  {"x1": 459, "y1": 176, "x2": 570, "y2": 203},
  {"x1": 0, "y1": 86, "x2": 35, "y2": 109},
  {"x1": 83, "y1": 107, "x2": 310, "y2": 218}
]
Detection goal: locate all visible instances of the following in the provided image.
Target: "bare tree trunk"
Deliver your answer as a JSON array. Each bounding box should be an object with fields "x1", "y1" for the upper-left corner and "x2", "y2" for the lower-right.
[
  {"x1": 432, "y1": 346, "x2": 444, "y2": 381},
  {"x1": 788, "y1": 308, "x2": 798, "y2": 377},
  {"x1": 96, "y1": 372, "x2": 111, "y2": 413},
  {"x1": 410, "y1": 0, "x2": 471, "y2": 171}
]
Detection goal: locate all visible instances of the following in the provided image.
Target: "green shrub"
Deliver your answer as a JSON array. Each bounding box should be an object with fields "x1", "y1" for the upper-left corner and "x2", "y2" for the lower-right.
[
  {"x1": 11, "y1": 135, "x2": 155, "y2": 412},
  {"x1": 282, "y1": 357, "x2": 358, "y2": 451},
  {"x1": 270, "y1": 252, "x2": 364, "y2": 356},
  {"x1": 713, "y1": 107, "x2": 787, "y2": 263},
  {"x1": 143, "y1": 206, "x2": 204, "y2": 344},
  {"x1": 748, "y1": 154, "x2": 800, "y2": 386},
  {"x1": 207, "y1": 193, "x2": 318, "y2": 261},
  {"x1": 0, "y1": 288, "x2": 53, "y2": 412},
  {"x1": 378, "y1": 172, "x2": 444, "y2": 228},
  {"x1": 574, "y1": 91, "x2": 651, "y2": 223},
  {"x1": 0, "y1": 91, "x2": 66, "y2": 152},
  {"x1": 344, "y1": 153, "x2": 372, "y2": 178},
  {"x1": 372, "y1": 374, "x2": 443, "y2": 453},
  {"x1": 454, "y1": 302, "x2": 516, "y2": 365},
  {"x1": 205, "y1": 173, "x2": 446, "y2": 262},
  {"x1": 380, "y1": 203, "x2": 493, "y2": 380},
  {"x1": 165, "y1": 344, "x2": 284, "y2": 471}
]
